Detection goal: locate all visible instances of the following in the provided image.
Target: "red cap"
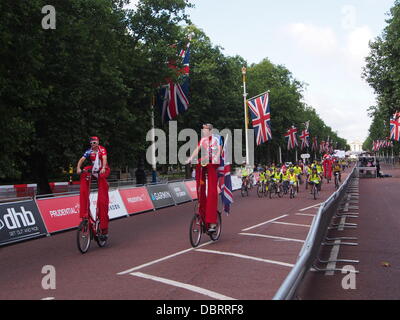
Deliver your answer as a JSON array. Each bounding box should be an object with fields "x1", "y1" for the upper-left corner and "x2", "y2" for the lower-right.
[{"x1": 89, "y1": 136, "x2": 99, "y2": 142}]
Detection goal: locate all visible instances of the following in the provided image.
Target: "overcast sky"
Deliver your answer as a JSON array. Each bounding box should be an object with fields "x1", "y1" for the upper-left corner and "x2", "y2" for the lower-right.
[{"x1": 126, "y1": 0, "x2": 395, "y2": 143}]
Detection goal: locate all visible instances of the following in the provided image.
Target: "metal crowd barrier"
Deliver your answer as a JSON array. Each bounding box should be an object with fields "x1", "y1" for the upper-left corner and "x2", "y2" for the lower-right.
[{"x1": 273, "y1": 166, "x2": 357, "y2": 300}]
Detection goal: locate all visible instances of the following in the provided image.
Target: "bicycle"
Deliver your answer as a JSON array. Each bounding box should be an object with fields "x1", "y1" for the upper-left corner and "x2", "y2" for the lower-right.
[
  {"x1": 257, "y1": 180, "x2": 268, "y2": 198},
  {"x1": 268, "y1": 180, "x2": 282, "y2": 199},
  {"x1": 334, "y1": 172, "x2": 340, "y2": 189},
  {"x1": 289, "y1": 182, "x2": 297, "y2": 199},
  {"x1": 76, "y1": 169, "x2": 107, "y2": 254},
  {"x1": 189, "y1": 210, "x2": 222, "y2": 248},
  {"x1": 309, "y1": 181, "x2": 319, "y2": 200},
  {"x1": 241, "y1": 177, "x2": 249, "y2": 197}
]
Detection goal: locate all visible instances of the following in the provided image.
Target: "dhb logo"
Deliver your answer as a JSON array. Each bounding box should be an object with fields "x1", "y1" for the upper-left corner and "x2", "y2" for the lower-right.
[{"x1": 1, "y1": 207, "x2": 36, "y2": 230}]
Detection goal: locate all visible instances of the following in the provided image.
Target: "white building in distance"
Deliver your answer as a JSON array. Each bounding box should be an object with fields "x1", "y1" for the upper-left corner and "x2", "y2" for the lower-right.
[{"x1": 349, "y1": 139, "x2": 363, "y2": 153}]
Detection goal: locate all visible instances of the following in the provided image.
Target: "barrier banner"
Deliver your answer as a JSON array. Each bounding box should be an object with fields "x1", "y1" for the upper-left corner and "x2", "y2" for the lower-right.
[
  {"x1": 89, "y1": 189, "x2": 128, "y2": 220},
  {"x1": 231, "y1": 176, "x2": 242, "y2": 191},
  {"x1": 184, "y1": 180, "x2": 197, "y2": 200},
  {"x1": 0, "y1": 200, "x2": 47, "y2": 246},
  {"x1": 146, "y1": 184, "x2": 175, "y2": 209},
  {"x1": 118, "y1": 187, "x2": 154, "y2": 215},
  {"x1": 36, "y1": 195, "x2": 80, "y2": 233},
  {"x1": 168, "y1": 182, "x2": 192, "y2": 204}
]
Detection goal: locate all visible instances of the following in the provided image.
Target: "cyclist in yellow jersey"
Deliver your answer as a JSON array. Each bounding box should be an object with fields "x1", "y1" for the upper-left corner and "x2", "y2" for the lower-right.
[
  {"x1": 241, "y1": 165, "x2": 250, "y2": 189},
  {"x1": 288, "y1": 168, "x2": 298, "y2": 185},
  {"x1": 281, "y1": 168, "x2": 290, "y2": 194},
  {"x1": 333, "y1": 161, "x2": 342, "y2": 182},
  {"x1": 308, "y1": 167, "x2": 321, "y2": 191}
]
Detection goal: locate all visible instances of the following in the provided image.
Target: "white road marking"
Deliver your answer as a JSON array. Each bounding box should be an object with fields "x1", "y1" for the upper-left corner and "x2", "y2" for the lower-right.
[
  {"x1": 325, "y1": 240, "x2": 341, "y2": 276},
  {"x1": 239, "y1": 232, "x2": 305, "y2": 243},
  {"x1": 241, "y1": 214, "x2": 288, "y2": 232},
  {"x1": 295, "y1": 213, "x2": 316, "y2": 217},
  {"x1": 130, "y1": 272, "x2": 236, "y2": 300},
  {"x1": 271, "y1": 221, "x2": 311, "y2": 228},
  {"x1": 299, "y1": 203, "x2": 322, "y2": 212},
  {"x1": 196, "y1": 249, "x2": 294, "y2": 268},
  {"x1": 117, "y1": 241, "x2": 213, "y2": 275},
  {"x1": 41, "y1": 297, "x2": 55, "y2": 300}
]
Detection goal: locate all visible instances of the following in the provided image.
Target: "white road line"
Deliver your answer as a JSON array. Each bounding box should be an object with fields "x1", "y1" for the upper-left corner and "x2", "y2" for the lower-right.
[
  {"x1": 196, "y1": 249, "x2": 294, "y2": 268},
  {"x1": 241, "y1": 214, "x2": 288, "y2": 232},
  {"x1": 295, "y1": 213, "x2": 316, "y2": 217},
  {"x1": 299, "y1": 203, "x2": 322, "y2": 212},
  {"x1": 117, "y1": 241, "x2": 213, "y2": 275},
  {"x1": 41, "y1": 297, "x2": 55, "y2": 300},
  {"x1": 239, "y1": 232, "x2": 305, "y2": 243},
  {"x1": 130, "y1": 272, "x2": 236, "y2": 300},
  {"x1": 325, "y1": 240, "x2": 341, "y2": 276},
  {"x1": 271, "y1": 221, "x2": 311, "y2": 228}
]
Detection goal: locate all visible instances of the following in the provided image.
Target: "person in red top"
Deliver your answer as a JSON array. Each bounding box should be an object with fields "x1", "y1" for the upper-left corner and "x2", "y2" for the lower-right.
[
  {"x1": 76, "y1": 136, "x2": 111, "y2": 240},
  {"x1": 187, "y1": 124, "x2": 222, "y2": 233}
]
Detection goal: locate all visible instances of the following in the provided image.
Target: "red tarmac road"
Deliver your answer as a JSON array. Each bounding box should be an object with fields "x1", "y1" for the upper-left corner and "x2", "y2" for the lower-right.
[
  {"x1": 298, "y1": 164, "x2": 400, "y2": 300},
  {"x1": 1, "y1": 169, "x2": 353, "y2": 300}
]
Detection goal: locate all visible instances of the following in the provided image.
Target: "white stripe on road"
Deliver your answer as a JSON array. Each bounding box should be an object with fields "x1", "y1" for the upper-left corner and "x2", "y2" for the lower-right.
[
  {"x1": 239, "y1": 232, "x2": 305, "y2": 243},
  {"x1": 241, "y1": 215, "x2": 288, "y2": 232},
  {"x1": 299, "y1": 203, "x2": 322, "y2": 212},
  {"x1": 295, "y1": 213, "x2": 316, "y2": 217},
  {"x1": 130, "y1": 272, "x2": 236, "y2": 300},
  {"x1": 271, "y1": 221, "x2": 311, "y2": 228},
  {"x1": 196, "y1": 249, "x2": 294, "y2": 268},
  {"x1": 117, "y1": 241, "x2": 213, "y2": 275}
]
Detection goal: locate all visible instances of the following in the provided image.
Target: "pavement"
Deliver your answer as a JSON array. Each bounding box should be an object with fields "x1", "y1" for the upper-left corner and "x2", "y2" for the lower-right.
[{"x1": 298, "y1": 164, "x2": 400, "y2": 300}]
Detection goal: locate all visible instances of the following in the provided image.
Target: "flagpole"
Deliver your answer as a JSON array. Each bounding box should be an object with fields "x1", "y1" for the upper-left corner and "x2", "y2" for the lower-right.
[
  {"x1": 150, "y1": 95, "x2": 157, "y2": 183},
  {"x1": 242, "y1": 67, "x2": 249, "y2": 165}
]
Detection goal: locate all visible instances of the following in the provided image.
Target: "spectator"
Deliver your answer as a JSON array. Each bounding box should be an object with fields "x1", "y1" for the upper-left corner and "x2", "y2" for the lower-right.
[{"x1": 135, "y1": 166, "x2": 146, "y2": 185}]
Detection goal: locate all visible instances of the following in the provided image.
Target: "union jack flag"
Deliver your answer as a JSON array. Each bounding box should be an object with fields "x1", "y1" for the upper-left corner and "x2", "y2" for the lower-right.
[
  {"x1": 158, "y1": 41, "x2": 191, "y2": 123},
  {"x1": 312, "y1": 136, "x2": 318, "y2": 152},
  {"x1": 285, "y1": 126, "x2": 298, "y2": 150},
  {"x1": 247, "y1": 92, "x2": 272, "y2": 146},
  {"x1": 217, "y1": 136, "x2": 233, "y2": 214},
  {"x1": 390, "y1": 112, "x2": 400, "y2": 142},
  {"x1": 300, "y1": 129, "x2": 310, "y2": 150}
]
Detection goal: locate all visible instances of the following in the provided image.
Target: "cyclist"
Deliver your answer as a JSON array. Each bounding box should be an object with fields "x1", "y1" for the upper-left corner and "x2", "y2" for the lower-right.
[
  {"x1": 240, "y1": 163, "x2": 251, "y2": 189},
  {"x1": 187, "y1": 123, "x2": 222, "y2": 233},
  {"x1": 333, "y1": 160, "x2": 342, "y2": 183},
  {"x1": 288, "y1": 168, "x2": 298, "y2": 195},
  {"x1": 258, "y1": 169, "x2": 268, "y2": 192},
  {"x1": 272, "y1": 167, "x2": 283, "y2": 193},
  {"x1": 294, "y1": 163, "x2": 303, "y2": 186},
  {"x1": 308, "y1": 167, "x2": 321, "y2": 191},
  {"x1": 281, "y1": 167, "x2": 290, "y2": 194},
  {"x1": 76, "y1": 136, "x2": 110, "y2": 241}
]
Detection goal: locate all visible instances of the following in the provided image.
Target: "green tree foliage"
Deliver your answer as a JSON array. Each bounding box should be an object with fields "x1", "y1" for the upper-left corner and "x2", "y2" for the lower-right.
[
  {"x1": 363, "y1": 0, "x2": 400, "y2": 153},
  {"x1": 0, "y1": 0, "x2": 348, "y2": 191}
]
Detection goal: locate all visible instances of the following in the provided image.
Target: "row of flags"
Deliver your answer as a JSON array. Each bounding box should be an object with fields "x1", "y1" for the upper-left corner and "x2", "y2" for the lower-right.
[
  {"x1": 372, "y1": 111, "x2": 400, "y2": 152},
  {"x1": 246, "y1": 92, "x2": 338, "y2": 153},
  {"x1": 154, "y1": 36, "x2": 399, "y2": 212}
]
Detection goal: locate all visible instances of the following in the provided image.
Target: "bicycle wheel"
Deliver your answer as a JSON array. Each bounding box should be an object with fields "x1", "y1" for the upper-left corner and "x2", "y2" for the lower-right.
[
  {"x1": 257, "y1": 183, "x2": 263, "y2": 198},
  {"x1": 189, "y1": 214, "x2": 202, "y2": 247},
  {"x1": 210, "y1": 212, "x2": 222, "y2": 242},
  {"x1": 241, "y1": 184, "x2": 246, "y2": 197},
  {"x1": 77, "y1": 219, "x2": 91, "y2": 254},
  {"x1": 313, "y1": 185, "x2": 317, "y2": 200}
]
